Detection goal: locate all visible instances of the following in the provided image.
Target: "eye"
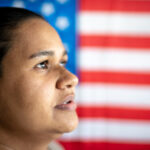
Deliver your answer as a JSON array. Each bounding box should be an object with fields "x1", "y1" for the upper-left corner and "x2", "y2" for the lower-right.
[
  {"x1": 35, "y1": 60, "x2": 49, "y2": 69},
  {"x1": 59, "y1": 60, "x2": 67, "y2": 67}
]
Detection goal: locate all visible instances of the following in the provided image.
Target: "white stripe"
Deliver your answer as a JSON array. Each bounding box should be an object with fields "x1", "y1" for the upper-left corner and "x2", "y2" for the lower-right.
[
  {"x1": 61, "y1": 119, "x2": 150, "y2": 143},
  {"x1": 75, "y1": 84, "x2": 150, "y2": 108},
  {"x1": 78, "y1": 47, "x2": 150, "y2": 71},
  {"x1": 79, "y1": 12, "x2": 150, "y2": 35}
]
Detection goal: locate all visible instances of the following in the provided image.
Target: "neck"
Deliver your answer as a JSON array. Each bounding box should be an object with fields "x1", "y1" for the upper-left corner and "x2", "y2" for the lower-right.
[
  {"x1": 0, "y1": 127, "x2": 61, "y2": 150},
  {"x1": 0, "y1": 144, "x2": 14, "y2": 150}
]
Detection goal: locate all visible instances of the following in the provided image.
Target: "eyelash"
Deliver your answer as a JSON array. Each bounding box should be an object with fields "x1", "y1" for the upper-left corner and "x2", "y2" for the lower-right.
[
  {"x1": 35, "y1": 60, "x2": 67, "y2": 70},
  {"x1": 35, "y1": 60, "x2": 49, "y2": 70},
  {"x1": 59, "y1": 60, "x2": 67, "y2": 67}
]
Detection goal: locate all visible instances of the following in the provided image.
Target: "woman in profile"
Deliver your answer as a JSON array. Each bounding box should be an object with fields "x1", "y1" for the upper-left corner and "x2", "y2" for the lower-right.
[{"x1": 0, "y1": 7, "x2": 78, "y2": 150}]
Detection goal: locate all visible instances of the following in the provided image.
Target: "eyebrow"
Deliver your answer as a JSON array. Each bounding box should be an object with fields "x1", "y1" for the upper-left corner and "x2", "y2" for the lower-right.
[{"x1": 29, "y1": 50, "x2": 67, "y2": 59}]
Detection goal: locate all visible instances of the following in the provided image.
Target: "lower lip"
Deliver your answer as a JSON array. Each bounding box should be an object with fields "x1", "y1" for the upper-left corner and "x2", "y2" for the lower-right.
[{"x1": 55, "y1": 101, "x2": 77, "y2": 111}]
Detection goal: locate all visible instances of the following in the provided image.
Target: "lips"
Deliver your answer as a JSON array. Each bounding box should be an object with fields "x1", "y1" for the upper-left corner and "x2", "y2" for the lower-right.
[{"x1": 55, "y1": 95, "x2": 77, "y2": 111}]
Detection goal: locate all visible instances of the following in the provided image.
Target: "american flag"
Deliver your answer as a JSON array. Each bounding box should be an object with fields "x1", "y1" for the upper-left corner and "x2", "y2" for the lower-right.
[{"x1": 1, "y1": 0, "x2": 150, "y2": 150}]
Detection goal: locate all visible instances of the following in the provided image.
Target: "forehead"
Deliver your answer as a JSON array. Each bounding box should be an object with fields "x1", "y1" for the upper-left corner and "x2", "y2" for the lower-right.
[{"x1": 12, "y1": 18, "x2": 65, "y2": 58}]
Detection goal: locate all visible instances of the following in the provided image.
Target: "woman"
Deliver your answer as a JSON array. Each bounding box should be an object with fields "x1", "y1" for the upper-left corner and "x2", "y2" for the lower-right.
[{"x1": 0, "y1": 7, "x2": 78, "y2": 150}]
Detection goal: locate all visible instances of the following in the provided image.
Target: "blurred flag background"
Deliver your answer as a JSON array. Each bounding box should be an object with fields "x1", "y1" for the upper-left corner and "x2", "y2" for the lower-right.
[{"x1": 0, "y1": 0, "x2": 150, "y2": 150}]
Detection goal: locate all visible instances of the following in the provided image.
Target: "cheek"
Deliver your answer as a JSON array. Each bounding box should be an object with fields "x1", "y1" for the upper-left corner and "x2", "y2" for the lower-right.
[
  {"x1": 0, "y1": 71, "x2": 59, "y2": 131},
  {"x1": 14, "y1": 75, "x2": 56, "y2": 109},
  {"x1": 5, "y1": 75, "x2": 57, "y2": 129}
]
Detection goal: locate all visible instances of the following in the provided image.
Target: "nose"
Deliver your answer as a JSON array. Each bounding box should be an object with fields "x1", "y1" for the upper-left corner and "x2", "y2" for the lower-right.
[{"x1": 56, "y1": 68, "x2": 78, "y2": 90}]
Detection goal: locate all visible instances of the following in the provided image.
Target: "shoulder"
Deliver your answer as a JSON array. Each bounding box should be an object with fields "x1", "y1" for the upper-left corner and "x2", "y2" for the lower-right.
[{"x1": 48, "y1": 141, "x2": 65, "y2": 150}]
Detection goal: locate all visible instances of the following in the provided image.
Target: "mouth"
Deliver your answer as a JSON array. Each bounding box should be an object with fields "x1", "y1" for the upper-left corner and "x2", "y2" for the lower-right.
[{"x1": 55, "y1": 95, "x2": 77, "y2": 111}]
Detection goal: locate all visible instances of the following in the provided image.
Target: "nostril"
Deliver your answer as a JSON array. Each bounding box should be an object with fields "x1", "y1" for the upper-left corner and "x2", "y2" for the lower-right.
[
  {"x1": 56, "y1": 79, "x2": 74, "y2": 90},
  {"x1": 66, "y1": 84, "x2": 72, "y2": 88}
]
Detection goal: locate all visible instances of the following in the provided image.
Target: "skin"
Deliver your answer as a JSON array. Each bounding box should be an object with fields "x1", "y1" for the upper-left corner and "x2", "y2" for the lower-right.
[{"x1": 0, "y1": 18, "x2": 78, "y2": 150}]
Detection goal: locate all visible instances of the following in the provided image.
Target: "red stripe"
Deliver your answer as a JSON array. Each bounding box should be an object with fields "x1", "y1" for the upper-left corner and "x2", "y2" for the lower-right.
[
  {"x1": 59, "y1": 141, "x2": 150, "y2": 150},
  {"x1": 79, "y1": 71, "x2": 150, "y2": 85},
  {"x1": 80, "y1": 35, "x2": 150, "y2": 49},
  {"x1": 77, "y1": 106, "x2": 150, "y2": 120},
  {"x1": 80, "y1": 0, "x2": 150, "y2": 12}
]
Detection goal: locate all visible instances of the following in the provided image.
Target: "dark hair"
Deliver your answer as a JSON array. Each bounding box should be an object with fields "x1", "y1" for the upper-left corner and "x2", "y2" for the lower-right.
[{"x1": 0, "y1": 7, "x2": 44, "y2": 75}]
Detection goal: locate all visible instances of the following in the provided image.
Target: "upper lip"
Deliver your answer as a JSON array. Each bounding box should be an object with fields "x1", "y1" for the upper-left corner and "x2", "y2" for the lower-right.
[{"x1": 56, "y1": 94, "x2": 75, "y2": 106}]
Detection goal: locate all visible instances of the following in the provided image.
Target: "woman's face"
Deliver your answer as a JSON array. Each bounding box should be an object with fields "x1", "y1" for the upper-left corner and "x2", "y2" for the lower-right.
[{"x1": 0, "y1": 18, "x2": 78, "y2": 138}]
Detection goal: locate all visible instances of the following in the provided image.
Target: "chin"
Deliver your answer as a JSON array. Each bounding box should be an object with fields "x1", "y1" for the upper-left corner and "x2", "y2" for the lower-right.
[
  {"x1": 53, "y1": 110, "x2": 79, "y2": 134},
  {"x1": 63, "y1": 113, "x2": 79, "y2": 133}
]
